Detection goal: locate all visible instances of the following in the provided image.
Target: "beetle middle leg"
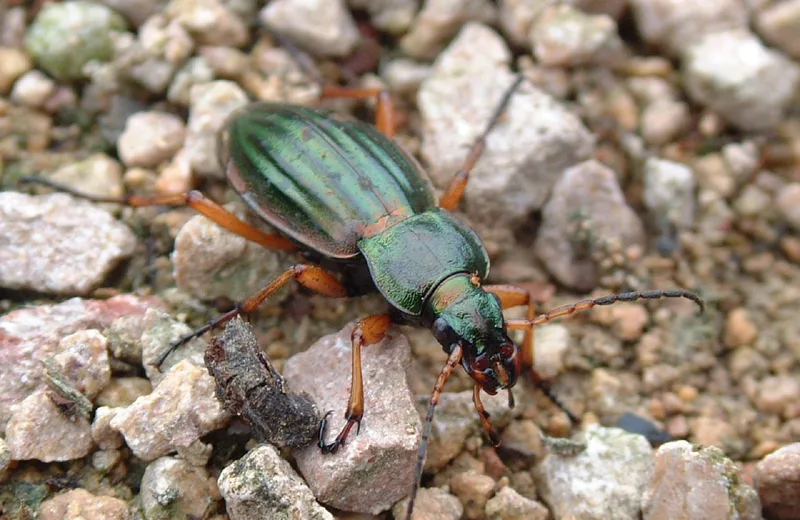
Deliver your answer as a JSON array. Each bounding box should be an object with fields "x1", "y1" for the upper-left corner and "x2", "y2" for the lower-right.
[
  {"x1": 439, "y1": 75, "x2": 525, "y2": 211},
  {"x1": 485, "y1": 284, "x2": 580, "y2": 424},
  {"x1": 154, "y1": 263, "x2": 348, "y2": 366},
  {"x1": 319, "y1": 85, "x2": 396, "y2": 138},
  {"x1": 17, "y1": 178, "x2": 298, "y2": 252},
  {"x1": 318, "y1": 313, "x2": 392, "y2": 453}
]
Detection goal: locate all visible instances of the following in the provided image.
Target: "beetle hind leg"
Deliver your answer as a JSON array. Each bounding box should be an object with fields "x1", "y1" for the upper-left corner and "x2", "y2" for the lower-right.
[{"x1": 318, "y1": 313, "x2": 392, "y2": 454}]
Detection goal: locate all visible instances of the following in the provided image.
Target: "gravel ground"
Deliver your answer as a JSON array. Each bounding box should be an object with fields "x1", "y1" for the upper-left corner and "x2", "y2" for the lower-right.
[{"x1": 1, "y1": 1, "x2": 799, "y2": 519}]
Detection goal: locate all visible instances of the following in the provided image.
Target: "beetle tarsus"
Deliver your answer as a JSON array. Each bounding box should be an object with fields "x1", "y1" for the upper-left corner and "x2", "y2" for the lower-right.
[{"x1": 317, "y1": 410, "x2": 362, "y2": 454}]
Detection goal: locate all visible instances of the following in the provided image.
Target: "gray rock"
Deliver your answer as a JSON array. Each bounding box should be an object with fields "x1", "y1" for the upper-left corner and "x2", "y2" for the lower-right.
[
  {"x1": 184, "y1": 80, "x2": 248, "y2": 177},
  {"x1": 0, "y1": 295, "x2": 159, "y2": 431},
  {"x1": 400, "y1": 0, "x2": 497, "y2": 59},
  {"x1": 419, "y1": 23, "x2": 593, "y2": 226},
  {"x1": 534, "y1": 160, "x2": 645, "y2": 291},
  {"x1": 383, "y1": 58, "x2": 432, "y2": 95},
  {"x1": 166, "y1": 0, "x2": 248, "y2": 47},
  {"x1": 172, "y1": 212, "x2": 292, "y2": 302},
  {"x1": 755, "y1": 0, "x2": 800, "y2": 60},
  {"x1": 349, "y1": 0, "x2": 419, "y2": 34},
  {"x1": 282, "y1": 323, "x2": 420, "y2": 514},
  {"x1": 139, "y1": 309, "x2": 207, "y2": 385},
  {"x1": 530, "y1": 5, "x2": 626, "y2": 67},
  {"x1": 92, "y1": 406, "x2": 125, "y2": 450},
  {"x1": 25, "y1": 1, "x2": 128, "y2": 80},
  {"x1": 682, "y1": 30, "x2": 800, "y2": 132},
  {"x1": 140, "y1": 456, "x2": 220, "y2": 520},
  {"x1": 110, "y1": 360, "x2": 230, "y2": 461},
  {"x1": 218, "y1": 444, "x2": 334, "y2": 520},
  {"x1": 118, "y1": 111, "x2": 186, "y2": 168},
  {"x1": 0, "y1": 193, "x2": 136, "y2": 295},
  {"x1": 39, "y1": 489, "x2": 130, "y2": 520},
  {"x1": 49, "y1": 154, "x2": 125, "y2": 201},
  {"x1": 533, "y1": 323, "x2": 570, "y2": 379},
  {"x1": 629, "y1": 0, "x2": 748, "y2": 57},
  {"x1": 535, "y1": 425, "x2": 654, "y2": 520},
  {"x1": 6, "y1": 390, "x2": 94, "y2": 462},
  {"x1": 755, "y1": 443, "x2": 800, "y2": 520},
  {"x1": 53, "y1": 329, "x2": 111, "y2": 399},
  {"x1": 642, "y1": 441, "x2": 762, "y2": 520},
  {"x1": 642, "y1": 158, "x2": 696, "y2": 230},
  {"x1": 485, "y1": 486, "x2": 550, "y2": 520},
  {"x1": 167, "y1": 55, "x2": 215, "y2": 106},
  {"x1": 393, "y1": 487, "x2": 463, "y2": 520},
  {"x1": 260, "y1": 0, "x2": 359, "y2": 58}
]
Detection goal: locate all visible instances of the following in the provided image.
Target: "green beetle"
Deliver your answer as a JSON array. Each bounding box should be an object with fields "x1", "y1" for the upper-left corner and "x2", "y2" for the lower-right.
[{"x1": 22, "y1": 77, "x2": 702, "y2": 519}]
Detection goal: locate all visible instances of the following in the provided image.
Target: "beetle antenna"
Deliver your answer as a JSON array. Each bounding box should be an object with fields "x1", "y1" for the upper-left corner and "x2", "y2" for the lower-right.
[
  {"x1": 18, "y1": 176, "x2": 129, "y2": 204},
  {"x1": 406, "y1": 345, "x2": 463, "y2": 520},
  {"x1": 506, "y1": 289, "x2": 704, "y2": 333}
]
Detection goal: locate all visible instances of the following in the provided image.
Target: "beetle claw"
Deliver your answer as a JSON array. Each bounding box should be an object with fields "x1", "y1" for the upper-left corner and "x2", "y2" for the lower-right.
[{"x1": 317, "y1": 411, "x2": 361, "y2": 454}]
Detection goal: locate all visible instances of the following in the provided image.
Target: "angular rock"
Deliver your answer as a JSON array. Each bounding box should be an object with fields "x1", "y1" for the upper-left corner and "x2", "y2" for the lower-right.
[
  {"x1": 530, "y1": 5, "x2": 626, "y2": 67},
  {"x1": 172, "y1": 212, "x2": 291, "y2": 302},
  {"x1": 485, "y1": 486, "x2": 550, "y2": 520},
  {"x1": 282, "y1": 323, "x2": 420, "y2": 514},
  {"x1": 393, "y1": 487, "x2": 463, "y2": 520},
  {"x1": 640, "y1": 99, "x2": 690, "y2": 146},
  {"x1": 349, "y1": 0, "x2": 418, "y2": 34},
  {"x1": 139, "y1": 309, "x2": 207, "y2": 386},
  {"x1": 682, "y1": 30, "x2": 800, "y2": 132},
  {"x1": 184, "y1": 80, "x2": 248, "y2": 177},
  {"x1": 629, "y1": 0, "x2": 748, "y2": 57},
  {"x1": 6, "y1": 390, "x2": 94, "y2": 462},
  {"x1": 534, "y1": 160, "x2": 645, "y2": 291},
  {"x1": 755, "y1": 0, "x2": 800, "y2": 60},
  {"x1": 110, "y1": 360, "x2": 230, "y2": 461},
  {"x1": 642, "y1": 441, "x2": 761, "y2": 520},
  {"x1": 0, "y1": 193, "x2": 137, "y2": 295},
  {"x1": 219, "y1": 444, "x2": 334, "y2": 520},
  {"x1": 24, "y1": 1, "x2": 128, "y2": 80},
  {"x1": 49, "y1": 153, "x2": 125, "y2": 201},
  {"x1": 39, "y1": 489, "x2": 130, "y2": 520},
  {"x1": 450, "y1": 470, "x2": 496, "y2": 519},
  {"x1": 166, "y1": 0, "x2": 248, "y2": 47},
  {"x1": 535, "y1": 425, "x2": 654, "y2": 520},
  {"x1": 52, "y1": 329, "x2": 111, "y2": 399},
  {"x1": 400, "y1": 0, "x2": 496, "y2": 60},
  {"x1": 260, "y1": 0, "x2": 359, "y2": 58},
  {"x1": 419, "y1": 23, "x2": 593, "y2": 226},
  {"x1": 643, "y1": 158, "x2": 696, "y2": 230},
  {"x1": 118, "y1": 111, "x2": 186, "y2": 168},
  {"x1": 92, "y1": 406, "x2": 125, "y2": 449},
  {"x1": 96, "y1": 377, "x2": 153, "y2": 407},
  {"x1": 755, "y1": 443, "x2": 800, "y2": 520},
  {"x1": 140, "y1": 456, "x2": 220, "y2": 519},
  {"x1": 0, "y1": 295, "x2": 159, "y2": 430}
]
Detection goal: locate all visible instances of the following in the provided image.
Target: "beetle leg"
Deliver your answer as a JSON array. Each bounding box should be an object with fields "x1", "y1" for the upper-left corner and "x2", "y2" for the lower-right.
[
  {"x1": 439, "y1": 76, "x2": 525, "y2": 211},
  {"x1": 485, "y1": 284, "x2": 579, "y2": 424},
  {"x1": 473, "y1": 385, "x2": 500, "y2": 446},
  {"x1": 319, "y1": 313, "x2": 392, "y2": 453},
  {"x1": 320, "y1": 85, "x2": 396, "y2": 138},
  {"x1": 154, "y1": 264, "x2": 348, "y2": 367},
  {"x1": 18, "y1": 178, "x2": 297, "y2": 252}
]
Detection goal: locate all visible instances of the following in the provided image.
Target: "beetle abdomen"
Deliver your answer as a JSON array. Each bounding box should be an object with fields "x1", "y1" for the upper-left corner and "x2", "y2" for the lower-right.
[
  {"x1": 358, "y1": 208, "x2": 490, "y2": 316},
  {"x1": 224, "y1": 103, "x2": 437, "y2": 258}
]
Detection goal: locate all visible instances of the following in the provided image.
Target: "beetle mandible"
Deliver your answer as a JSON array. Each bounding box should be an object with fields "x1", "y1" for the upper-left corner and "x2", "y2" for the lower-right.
[{"x1": 23, "y1": 76, "x2": 703, "y2": 518}]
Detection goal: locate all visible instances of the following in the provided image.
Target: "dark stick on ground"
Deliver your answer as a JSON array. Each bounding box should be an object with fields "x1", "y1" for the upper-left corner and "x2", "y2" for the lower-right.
[{"x1": 205, "y1": 317, "x2": 320, "y2": 449}]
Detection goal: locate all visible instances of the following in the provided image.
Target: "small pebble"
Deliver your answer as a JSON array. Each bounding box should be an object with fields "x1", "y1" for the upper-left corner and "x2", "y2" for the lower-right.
[
  {"x1": 723, "y1": 307, "x2": 758, "y2": 349},
  {"x1": 690, "y1": 416, "x2": 743, "y2": 458},
  {"x1": 755, "y1": 443, "x2": 800, "y2": 520},
  {"x1": 259, "y1": 0, "x2": 359, "y2": 58},
  {"x1": 218, "y1": 444, "x2": 334, "y2": 520},
  {"x1": 350, "y1": 0, "x2": 418, "y2": 34},
  {"x1": 53, "y1": 329, "x2": 111, "y2": 399},
  {"x1": 184, "y1": 80, "x2": 248, "y2": 177},
  {"x1": 682, "y1": 30, "x2": 800, "y2": 132},
  {"x1": 92, "y1": 406, "x2": 125, "y2": 449},
  {"x1": 95, "y1": 377, "x2": 153, "y2": 408},
  {"x1": 166, "y1": 0, "x2": 248, "y2": 47},
  {"x1": 167, "y1": 55, "x2": 215, "y2": 106},
  {"x1": 500, "y1": 420, "x2": 543, "y2": 461},
  {"x1": 117, "y1": 111, "x2": 186, "y2": 168},
  {"x1": 25, "y1": 1, "x2": 127, "y2": 80},
  {"x1": 450, "y1": 470, "x2": 496, "y2": 520},
  {"x1": 640, "y1": 99, "x2": 691, "y2": 146},
  {"x1": 609, "y1": 303, "x2": 650, "y2": 342},
  {"x1": 393, "y1": 487, "x2": 463, "y2": 520},
  {"x1": 776, "y1": 183, "x2": 800, "y2": 232},
  {"x1": 533, "y1": 324, "x2": 570, "y2": 379},
  {"x1": 400, "y1": 0, "x2": 497, "y2": 60},
  {"x1": 39, "y1": 489, "x2": 130, "y2": 520},
  {"x1": 755, "y1": 0, "x2": 800, "y2": 59},
  {"x1": 0, "y1": 193, "x2": 136, "y2": 295},
  {"x1": 0, "y1": 46, "x2": 33, "y2": 94},
  {"x1": 530, "y1": 5, "x2": 626, "y2": 67},
  {"x1": 140, "y1": 456, "x2": 220, "y2": 519},
  {"x1": 643, "y1": 158, "x2": 696, "y2": 230},
  {"x1": 139, "y1": 309, "x2": 206, "y2": 385},
  {"x1": 484, "y1": 486, "x2": 549, "y2": 520},
  {"x1": 110, "y1": 360, "x2": 230, "y2": 461},
  {"x1": 10, "y1": 69, "x2": 56, "y2": 108},
  {"x1": 283, "y1": 323, "x2": 420, "y2": 514},
  {"x1": 0, "y1": 438, "x2": 10, "y2": 476},
  {"x1": 6, "y1": 390, "x2": 94, "y2": 462},
  {"x1": 642, "y1": 441, "x2": 761, "y2": 520},
  {"x1": 49, "y1": 153, "x2": 125, "y2": 201},
  {"x1": 91, "y1": 449, "x2": 122, "y2": 472},
  {"x1": 754, "y1": 376, "x2": 800, "y2": 418},
  {"x1": 535, "y1": 425, "x2": 654, "y2": 520}
]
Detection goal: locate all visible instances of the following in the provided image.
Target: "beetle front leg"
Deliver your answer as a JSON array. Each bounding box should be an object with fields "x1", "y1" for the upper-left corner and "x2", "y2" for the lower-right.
[
  {"x1": 154, "y1": 264, "x2": 348, "y2": 367},
  {"x1": 319, "y1": 313, "x2": 392, "y2": 453}
]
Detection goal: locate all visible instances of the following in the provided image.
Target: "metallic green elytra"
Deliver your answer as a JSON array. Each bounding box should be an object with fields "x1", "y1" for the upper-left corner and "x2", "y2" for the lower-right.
[{"x1": 224, "y1": 103, "x2": 504, "y2": 366}]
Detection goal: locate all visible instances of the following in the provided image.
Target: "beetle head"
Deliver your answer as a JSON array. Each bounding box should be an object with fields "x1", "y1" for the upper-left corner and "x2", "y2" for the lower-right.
[{"x1": 428, "y1": 275, "x2": 521, "y2": 395}]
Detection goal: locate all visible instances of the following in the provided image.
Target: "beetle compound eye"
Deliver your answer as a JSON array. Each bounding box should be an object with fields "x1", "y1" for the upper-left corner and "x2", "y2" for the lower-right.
[{"x1": 432, "y1": 318, "x2": 458, "y2": 349}]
